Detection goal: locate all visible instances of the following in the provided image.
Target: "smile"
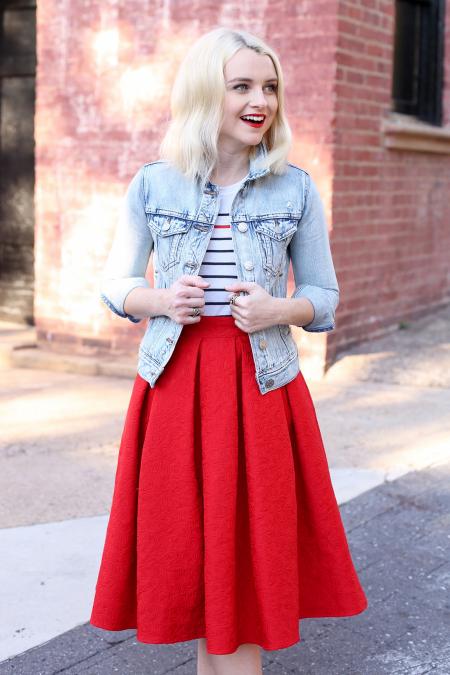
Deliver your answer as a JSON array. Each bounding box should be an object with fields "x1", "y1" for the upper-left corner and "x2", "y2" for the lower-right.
[{"x1": 240, "y1": 115, "x2": 266, "y2": 128}]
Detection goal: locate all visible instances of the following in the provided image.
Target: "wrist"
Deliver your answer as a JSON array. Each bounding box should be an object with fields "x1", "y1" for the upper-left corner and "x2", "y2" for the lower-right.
[
  {"x1": 270, "y1": 297, "x2": 289, "y2": 325},
  {"x1": 272, "y1": 296, "x2": 315, "y2": 327},
  {"x1": 153, "y1": 288, "x2": 170, "y2": 317}
]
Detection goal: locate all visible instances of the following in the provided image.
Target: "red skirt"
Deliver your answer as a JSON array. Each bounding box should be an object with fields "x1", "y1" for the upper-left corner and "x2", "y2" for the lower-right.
[{"x1": 89, "y1": 315, "x2": 368, "y2": 654}]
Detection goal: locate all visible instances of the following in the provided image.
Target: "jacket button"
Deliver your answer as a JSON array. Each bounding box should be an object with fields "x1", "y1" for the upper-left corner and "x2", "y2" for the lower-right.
[
  {"x1": 238, "y1": 222, "x2": 248, "y2": 232},
  {"x1": 244, "y1": 260, "x2": 254, "y2": 271},
  {"x1": 265, "y1": 378, "x2": 274, "y2": 388},
  {"x1": 259, "y1": 338, "x2": 267, "y2": 350},
  {"x1": 162, "y1": 220, "x2": 171, "y2": 231}
]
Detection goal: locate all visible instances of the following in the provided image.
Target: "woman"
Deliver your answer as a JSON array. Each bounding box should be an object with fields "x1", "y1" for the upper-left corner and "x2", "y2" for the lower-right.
[{"x1": 90, "y1": 26, "x2": 368, "y2": 675}]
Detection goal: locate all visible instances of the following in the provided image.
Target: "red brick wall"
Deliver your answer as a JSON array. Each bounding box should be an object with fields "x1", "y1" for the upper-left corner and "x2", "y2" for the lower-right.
[
  {"x1": 33, "y1": 0, "x2": 450, "y2": 371},
  {"x1": 284, "y1": 1, "x2": 339, "y2": 376},
  {"x1": 34, "y1": 0, "x2": 176, "y2": 354},
  {"x1": 330, "y1": 0, "x2": 450, "y2": 357}
]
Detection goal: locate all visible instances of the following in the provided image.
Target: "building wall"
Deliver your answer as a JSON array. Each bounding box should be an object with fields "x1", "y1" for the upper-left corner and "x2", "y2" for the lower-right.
[
  {"x1": 330, "y1": 0, "x2": 450, "y2": 359},
  {"x1": 33, "y1": 0, "x2": 450, "y2": 373}
]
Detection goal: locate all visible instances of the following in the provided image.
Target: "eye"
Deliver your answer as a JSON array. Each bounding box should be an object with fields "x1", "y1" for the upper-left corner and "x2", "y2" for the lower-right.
[{"x1": 233, "y1": 83, "x2": 278, "y2": 92}]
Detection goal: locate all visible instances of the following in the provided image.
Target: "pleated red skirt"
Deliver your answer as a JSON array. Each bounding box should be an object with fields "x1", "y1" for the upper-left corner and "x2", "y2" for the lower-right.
[{"x1": 89, "y1": 315, "x2": 368, "y2": 654}]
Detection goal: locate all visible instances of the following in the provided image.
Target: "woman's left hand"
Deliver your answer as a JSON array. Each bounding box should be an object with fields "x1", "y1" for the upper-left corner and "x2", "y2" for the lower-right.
[{"x1": 223, "y1": 281, "x2": 279, "y2": 334}]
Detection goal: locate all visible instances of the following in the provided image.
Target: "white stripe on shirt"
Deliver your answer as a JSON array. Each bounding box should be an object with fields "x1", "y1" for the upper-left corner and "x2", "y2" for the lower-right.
[{"x1": 200, "y1": 177, "x2": 247, "y2": 316}]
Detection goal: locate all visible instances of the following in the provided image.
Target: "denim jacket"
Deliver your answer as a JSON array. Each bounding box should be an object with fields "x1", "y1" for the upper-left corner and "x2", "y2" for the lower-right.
[{"x1": 100, "y1": 142, "x2": 339, "y2": 395}]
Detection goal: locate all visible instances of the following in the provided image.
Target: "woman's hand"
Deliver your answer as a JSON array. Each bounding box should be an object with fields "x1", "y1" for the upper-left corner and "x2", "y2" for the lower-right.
[
  {"x1": 164, "y1": 275, "x2": 210, "y2": 324},
  {"x1": 224, "y1": 281, "x2": 280, "y2": 333}
]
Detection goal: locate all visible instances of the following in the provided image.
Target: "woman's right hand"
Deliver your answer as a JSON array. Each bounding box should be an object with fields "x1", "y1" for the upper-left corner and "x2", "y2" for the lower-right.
[{"x1": 163, "y1": 275, "x2": 210, "y2": 324}]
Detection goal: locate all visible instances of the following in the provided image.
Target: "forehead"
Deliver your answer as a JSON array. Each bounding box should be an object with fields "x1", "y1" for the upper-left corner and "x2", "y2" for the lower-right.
[{"x1": 224, "y1": 48, "x2": 277, "y2": 79}]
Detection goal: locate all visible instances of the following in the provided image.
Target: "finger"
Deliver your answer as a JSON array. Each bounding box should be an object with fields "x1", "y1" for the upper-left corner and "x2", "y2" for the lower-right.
[
  {"x1": 229, "y1": 295, "x2": 247, "y2": 308},
  {"x1": 182, "y1": 297, "x2": 204, "y2": 308},
  {"x1": 177, "y1": 282, "x2": 207, "y2": 298},
  {"x1": 181, "y1": 287, "x2": 206, "y2": 298},
  {"x1": 229, "y1": 305, "x2": 244, "y2": 319},
  {"x1": 225, "y1": 281, "x2": 254, "y2": 293},
  {"x1": 181, "y1": 275, "x2": 210, "y2": 287}
]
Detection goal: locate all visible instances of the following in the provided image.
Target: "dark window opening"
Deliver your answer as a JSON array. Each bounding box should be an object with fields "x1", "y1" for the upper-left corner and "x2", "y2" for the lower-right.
[
  {"x1": 0, "y1": 0, "x2": 37, "y2": 324},
  {"x1": 392, "y1": 0, "x2": 446, "y2": 126}
]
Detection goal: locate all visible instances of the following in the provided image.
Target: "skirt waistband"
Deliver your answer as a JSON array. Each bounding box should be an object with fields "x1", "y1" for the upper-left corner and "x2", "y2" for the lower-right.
[{"x1": 181, "y1": 315, "x2": 248, "y2": 339}]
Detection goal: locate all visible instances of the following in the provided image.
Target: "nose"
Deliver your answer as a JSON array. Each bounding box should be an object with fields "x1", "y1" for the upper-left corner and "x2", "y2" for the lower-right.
[{"x1": 250, "y1": 87, "x2": 270, "y2": 108}]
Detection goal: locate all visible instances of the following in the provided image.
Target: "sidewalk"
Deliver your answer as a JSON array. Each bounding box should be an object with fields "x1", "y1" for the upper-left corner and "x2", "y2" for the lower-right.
[
  {"x1": 1, "y1": 305, "x2": 449, "y2": 671},
  {"x1": 1, "y1": 460, "x2": 448, "y2": 674}
]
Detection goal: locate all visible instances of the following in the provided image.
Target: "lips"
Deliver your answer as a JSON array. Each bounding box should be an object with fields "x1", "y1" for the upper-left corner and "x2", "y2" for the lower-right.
[{"x1": 240, "y1": 115, "x2": 266, "y2": 128}]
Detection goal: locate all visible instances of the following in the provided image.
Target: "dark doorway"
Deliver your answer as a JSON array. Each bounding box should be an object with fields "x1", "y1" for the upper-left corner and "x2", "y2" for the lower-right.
[{"x1": 0, "y1": 0, "x2": 36, "y2": 324}]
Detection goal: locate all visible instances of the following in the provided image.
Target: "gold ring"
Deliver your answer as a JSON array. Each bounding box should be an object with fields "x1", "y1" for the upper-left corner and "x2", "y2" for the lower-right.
[{"x1": 230, "y1": 293, "x2": 240, "y2": 306}]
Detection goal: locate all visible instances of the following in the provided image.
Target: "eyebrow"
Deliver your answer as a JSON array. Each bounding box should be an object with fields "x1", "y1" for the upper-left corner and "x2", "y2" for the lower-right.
[{"x1": 227, "y1": 77, "x2": 278, "y2": 83}]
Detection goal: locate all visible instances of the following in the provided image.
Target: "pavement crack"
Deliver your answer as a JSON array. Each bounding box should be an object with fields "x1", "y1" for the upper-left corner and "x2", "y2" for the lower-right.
[
  {"x1": 266, "y1": 657, "x2": 298, "y2": 673},
  {"x1": 423, "y1": 559, "x2": 448, "y2": 575},
  {"x1": 52, "y1": 639, "x2": 131, "y2": 674},
  {"x1": 346, "y1": 503, "x2": 399, "y2": 533},
  {"x1": 161, "y1": 656, "x2": 196, "y2": 673}
]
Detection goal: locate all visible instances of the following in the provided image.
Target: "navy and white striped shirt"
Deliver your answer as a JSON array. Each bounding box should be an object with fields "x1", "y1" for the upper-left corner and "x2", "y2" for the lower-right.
[{"x1": 200, "y1": 176, "x2": 247, "y2": 316}]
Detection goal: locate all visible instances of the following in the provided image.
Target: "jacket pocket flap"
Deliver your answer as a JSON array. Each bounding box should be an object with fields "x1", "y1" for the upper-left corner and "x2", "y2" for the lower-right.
[
  {"x1": 146, "y1": 213, "x2": 192, "y2": 237},
  {"x1": 254, "y1": 218, "x2": 297, "y2": 241}
]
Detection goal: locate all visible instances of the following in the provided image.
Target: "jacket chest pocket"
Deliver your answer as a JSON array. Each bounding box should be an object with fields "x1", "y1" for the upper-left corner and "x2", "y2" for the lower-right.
[
  {"x1": 254, "y1": 218, "x2": 297, "y2": 278},
  {"x1": 146, "y1": 213, "x2": 191, "y2": 271}
]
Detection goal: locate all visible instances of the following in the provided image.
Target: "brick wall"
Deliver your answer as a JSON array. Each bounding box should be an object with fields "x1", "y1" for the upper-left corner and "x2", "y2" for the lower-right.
[
  {"x1": 33, "y1": 0, "x2": 450, "y2": 373},
  {"x1": 330, "y1": 0, "x2": 450, "y2": 359},
  {"x1": 283, "y1": 0, "x2": 339, "y2": 376}
]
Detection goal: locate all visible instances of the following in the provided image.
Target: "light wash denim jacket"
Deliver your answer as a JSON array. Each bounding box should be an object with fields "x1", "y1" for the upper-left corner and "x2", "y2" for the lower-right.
[{"x1": 100, "y1": 142, "x2": 339, "y2": 395}]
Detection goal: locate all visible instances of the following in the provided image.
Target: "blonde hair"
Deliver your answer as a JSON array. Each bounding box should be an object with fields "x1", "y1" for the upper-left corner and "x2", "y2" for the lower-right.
[{"x1": 159, "y1": 27, "x2": 292, "y2": 189}]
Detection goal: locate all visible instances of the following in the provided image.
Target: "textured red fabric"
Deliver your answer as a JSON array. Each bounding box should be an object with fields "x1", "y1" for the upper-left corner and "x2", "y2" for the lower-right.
[{"x1": 90, "y1": 315, "x2": 368, "y2": 654}]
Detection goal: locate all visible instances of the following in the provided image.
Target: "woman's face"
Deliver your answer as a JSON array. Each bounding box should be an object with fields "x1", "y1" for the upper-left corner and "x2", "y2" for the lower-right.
[{"x1": 220, "y1": 48, "x2": 279, "y2": 151}]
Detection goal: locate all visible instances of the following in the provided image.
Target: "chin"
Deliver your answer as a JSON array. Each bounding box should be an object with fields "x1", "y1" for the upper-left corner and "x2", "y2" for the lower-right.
[{"x1": 243, "y1": 135, "x2": 263, "y2": 145}]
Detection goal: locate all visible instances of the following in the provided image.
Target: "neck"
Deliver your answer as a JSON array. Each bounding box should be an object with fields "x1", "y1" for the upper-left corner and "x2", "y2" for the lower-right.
[{"x1": 210, "y1": 143, "x2": 250, "y2": 186}]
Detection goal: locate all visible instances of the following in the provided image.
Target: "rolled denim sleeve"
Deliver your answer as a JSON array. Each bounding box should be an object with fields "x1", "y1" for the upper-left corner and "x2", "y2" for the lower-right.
[
  {"x1": 100, "y1": 166, "x2": 154, "y2": 324},
  {"x1": 288, "y1": 173, "x2": 339, "y2": 332}
]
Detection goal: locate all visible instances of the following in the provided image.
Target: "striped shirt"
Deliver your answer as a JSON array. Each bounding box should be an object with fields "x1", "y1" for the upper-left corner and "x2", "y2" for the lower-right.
[{"x1": 200, "y1": 176, "x2": 248, "y2": 316}]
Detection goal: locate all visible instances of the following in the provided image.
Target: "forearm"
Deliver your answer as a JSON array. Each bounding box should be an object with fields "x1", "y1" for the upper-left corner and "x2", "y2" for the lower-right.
[
  {"x1": 123, "y1": 286, "x2": 169, "y2": 320},
  {"x1": 271, "y1": 296, "x2": 315, "y2": 327},
  {"x1": 288, "y1": 174, "x2": 339, "y2": 332}
]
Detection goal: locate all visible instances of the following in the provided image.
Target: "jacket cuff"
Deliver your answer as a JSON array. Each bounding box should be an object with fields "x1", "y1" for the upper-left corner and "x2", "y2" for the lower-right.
[
  {"x1": 100, "y1": 277, "x2": 150, "y2": 324},
  {"x1": 291, "y1": 284, "x2": 337, "y2": 332}
]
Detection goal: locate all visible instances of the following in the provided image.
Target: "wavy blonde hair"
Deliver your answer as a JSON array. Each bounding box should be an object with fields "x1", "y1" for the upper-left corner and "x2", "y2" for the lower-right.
[{"x1": 159, "y1": 27, "x2": 292, "y2": 189}]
